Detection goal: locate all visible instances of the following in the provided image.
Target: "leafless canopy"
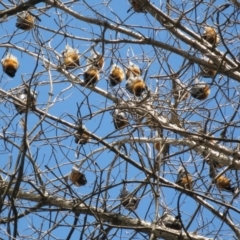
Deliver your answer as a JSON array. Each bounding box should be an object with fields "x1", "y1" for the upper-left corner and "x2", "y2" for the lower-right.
[{"x1": 0, "y1": 0, "x2": 240, "y2": 239}]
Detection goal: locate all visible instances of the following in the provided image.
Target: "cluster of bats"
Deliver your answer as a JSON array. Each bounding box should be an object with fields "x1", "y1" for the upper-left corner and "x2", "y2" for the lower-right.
[
  {"x1": 119, "y1": 187, "x2": 181, "y2": 230},
  {"x1": 1, "y1": 24, "x2": 218, "y2": 116},
  {"x1": 175, "y1": 166, "x2": 236, "y2": 193},
  {"x1": 0, "y1": 2, "x2": 235, "y2": 231},
  {"x1": 1, "y1": 8, "x2": 218, "y2": 115}
]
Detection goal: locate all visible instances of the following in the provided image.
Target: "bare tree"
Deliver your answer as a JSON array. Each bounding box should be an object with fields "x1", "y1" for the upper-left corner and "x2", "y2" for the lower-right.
[{"x1": 0, "y1": 0, "x2": 240, "y2": 239}]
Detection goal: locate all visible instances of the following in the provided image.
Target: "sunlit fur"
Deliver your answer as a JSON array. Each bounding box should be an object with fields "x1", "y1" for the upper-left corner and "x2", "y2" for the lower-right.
[
  {"x1": 202, "y1": 26, "x2": 220, "y2": 45},
  {"x1": 109, "y1": 64, "x2": 125, "y2": 86},
  {"x1": 89, "y1": 51, "x2": 104, "y2": 70},
  {"x1": 215, "y1": 175, "x2": 235, "y2": 193},
  {"x1": 1, "y1": 54, "x2": 19, "y2": 77},
  {"x1": 176, "y1": 167, "x2": 193, "y2": 190},
  {"x1": 190, "y1": 83, "x2": 210, "y2": 100},
  {"x1": 126, "y1": 77, "x2": 146, "y2": 97},
  {"x1": 84, "y1": 66, "x2": 100, "y2": 86},
  {"x1": 125, "y1": 62, "x2": 142, "y2": 80},
  {"x1": 62, "y1": 45, "x2": 80, "y2": 69},
  {"x1": 132, "y1": 79, "x2": 146, "y2": 96},
  {"x1": 69, "y1": 166, "x2": 87, "y2": 187},
  {"x1": 16, "y1": 11, "x2": 35, "y2": 30},
  {"x1": 14, "y1": 88, "x2": 37, "y2": 114}
]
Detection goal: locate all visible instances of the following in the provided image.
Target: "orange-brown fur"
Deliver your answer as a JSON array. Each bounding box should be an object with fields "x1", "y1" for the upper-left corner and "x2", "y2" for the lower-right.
[
  {"x1": 109, "y1": 66, "x2": 125, "y2": 86},
  {"x1": 177, "y1": 174, "x2": 193, "y2": 190},
  {"x1": 75, "y1": 132, "x2": 91, "y2": 144},
  {"x1": 69, "y1": 168, "x2": 87, "y2": 186},
  {"x1": 154, "y1": 142, "x2": 161, "y2": 152},
  {"x1": 62, "y1": 46, "x2": 80, "y2": 69},
  {"x1": 215, "y1": 175, "x2": 234, "y2": 192},
  {"x1": 191, "y1": 84, "x2": 210, "y2": 100},
  {"x1": 202, "y1": 27, "x2": 219, "y2": 45},
  {"x1": 16, "y1": 12, "x2": 35, "y2": 30},
  {"x1": 63, "y1": 51, "x2": 80, "y2": 69},
  {"x1": 176, "y1": 169, "x2": 193, "y2": 190},
  {"x1": 126, "y1": 66, "x2": 141, "y2": 80},
  {"x1": 132, "y1": 79, "x2": 146, "y2": 96},
  {"x1": 1, "y1": 56, "x2": 19, "y2": 77},
  {"x1": 84, "y1": 67, "x2": 100, "y2": 86}
]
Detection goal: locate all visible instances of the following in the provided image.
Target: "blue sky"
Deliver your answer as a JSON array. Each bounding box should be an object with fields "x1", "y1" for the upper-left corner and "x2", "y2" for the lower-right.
[{"x1": 0, "y1": 0, "x2": 239, "y2": 239}]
